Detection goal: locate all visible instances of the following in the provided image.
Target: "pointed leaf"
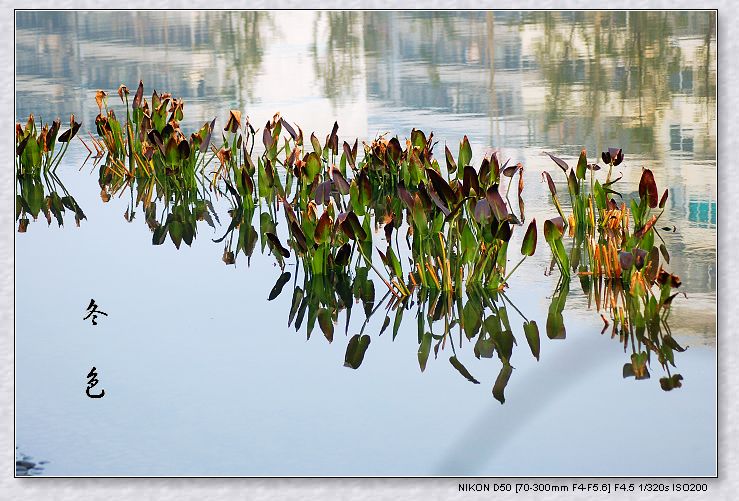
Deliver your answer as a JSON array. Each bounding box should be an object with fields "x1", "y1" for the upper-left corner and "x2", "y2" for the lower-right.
[
  {"x1": 266, "y1": 232, "x2": 290, "y2": 258},
  {"x1": 418, "y1": 332, "x2": 433, "y2": 372},
  {"x1": 524, "y1": 321, "x2": 540, "y2": 360},
  {"x1": 545, "y1": 152, "x2": 569, "y2": 173},
  {"x1": 268, "y1": 272, "x2": 291, "y2": 301},
  {"x1": 318, "y1": 308, "x2": 334, "y2": 343},
  {"x1": 314, "y1": 210, "x2": 332, "y2": 245},
  {"x1": 426, "y1": 168, "x2": 455, "y2": 206},
  {"x1": 458, "y1": 135, "x2": 472, "y2": 169},
  {"x1": 521, "y1": 219, "x2": 537, "y2": 256},
  {"x1": 449, "y1": 356, "x2": 480, "y2": 384},
  {"x1": 344, "y1": 334, "x2": 371, "y2": 369},
  {"x1": 492, "y1": 364, "x2": 513, "y2": 404},
  {"x1": 542, "y1": 171, "x2": 557, "y2": 196},
  {"x1": 280, "y1": 118, "x2": 297, "y2": 141},
  {"x1": 132, "y1": 80, "x2": 144, "y2": 109},
  {"x1": 659, "y1": 188, "x2": 669, "y2": 209},
  {"x1": 445, "y1": 145, "x2": 457, "y2": 174},
  {"x1": 543, "y1": 217, "x2": 565, "y2": 243},
  {"x1": 576, "y1": 149, "x2": 587, "y2": 180},
  {"x1": 310, "y1": 133, "x2": 322, "y2": 156},
  {"x1": 639, "y1": 169, "x2": 659, "y2": 208}
]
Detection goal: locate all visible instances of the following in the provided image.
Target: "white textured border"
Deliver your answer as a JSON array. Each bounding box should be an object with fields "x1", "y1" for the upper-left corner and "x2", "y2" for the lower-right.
[{"x1": 2, "y1": 1, "x2": 733, "y2": 500}]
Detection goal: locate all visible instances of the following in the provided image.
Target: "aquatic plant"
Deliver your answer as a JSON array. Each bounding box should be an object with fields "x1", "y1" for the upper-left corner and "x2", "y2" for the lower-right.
[
  {"x1": 542, "y1": 148, "x2": 685, "y2": 390},
  {"x1": 266, "y1": 251, "x2": 540, "y2": 404},
  {"x1": 92, "y1": 82, "x2": 216, "y2": 184},
  {"x1": 98, "y1": 149, "x2": 220, "y2": 250},
  {"x1": 15, "y1": 113, "x2": 81, "y2": 175},
  {"x1": 87, "y1": 83, "x2": 538, "y2": 299},
  {"x1": 16, "y1": 169, "x2": 85, "y2": 232},
  {"x1": 20, "y1": 85, "x2": 693, "y2": 399}
]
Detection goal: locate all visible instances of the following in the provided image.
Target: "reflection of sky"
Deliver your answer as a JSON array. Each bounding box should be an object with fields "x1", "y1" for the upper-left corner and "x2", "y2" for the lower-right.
[{"x1": 15, "y1": 11, "x2": 716, "y2": 476}]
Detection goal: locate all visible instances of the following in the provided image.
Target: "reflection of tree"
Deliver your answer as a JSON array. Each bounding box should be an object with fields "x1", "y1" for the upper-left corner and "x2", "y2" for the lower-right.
[
  {"x1": 15, "y1": 11, "x2": 273, "y2": 119},
  {"x1": 362, "y1": 12, "x2": 493, "y2": 114},
  {"x1": 528, "y1": 11, "x2": 716, "y2": 154},
  {"x1": 210, "y1": 12, "x2": 274, "y2": 104},
  {"x1": 311, "y1": 11, "x2": 362, "y2": 105}
]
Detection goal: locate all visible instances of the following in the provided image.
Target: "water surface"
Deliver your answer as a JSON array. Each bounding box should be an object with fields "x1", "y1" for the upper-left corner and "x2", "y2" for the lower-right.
[{"x1": 15, "y1": 11, "x2": 716, "y2": 476}]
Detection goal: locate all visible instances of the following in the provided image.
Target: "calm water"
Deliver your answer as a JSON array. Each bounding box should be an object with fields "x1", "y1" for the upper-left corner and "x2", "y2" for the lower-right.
[{"x1": 15, "y1": 11, "x2": 716, "y2": 476}]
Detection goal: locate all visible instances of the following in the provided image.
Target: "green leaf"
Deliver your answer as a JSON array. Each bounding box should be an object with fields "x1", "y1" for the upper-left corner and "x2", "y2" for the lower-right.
[
  {"x1": 311, "y1": 244, "x2": 329, "y2": 275},
  {"x1": 492, "y1": 324, "x2": 515, "y2": 363},
  {"x1": 379, "y1": 315, "x2": 391, "y2": 336},
  {"x1": 461, "y1": 221, "x2": 477, "y2": 264},
  {"x1": 418, "y1": 331, "x2": 432, "y2": 372},
  {"x1": 458, "y1": 135, "x2": 472, "y2": 171},
  {"x1": 268, "y1": 271, "x2": 291, "y2": 301},
  {"x1": 492, "y1": 363, "x2": 513, "y2": 404},
  {"x1": 288, "y1": 287, "x2": 304, "y2": 326},
  {"x1": 449, "y1": 356, "x2": 480, "y2": 384},
  {"x1": 392, "y1": 305, "x2": 404, "y2": 340},
  {"x1": 593, "y1": 180, "x2": 606, "y2": 210},
  {"x1": 462, "y1": 300, "x2": 483, "y2": 339},
  {"x1": 567, "y1": 168, "x2": 579, "y2": 197},
  {"x1": 317, "y1": 308, "x2": 334, "y2": 343},
  {"x1": 169, "y1": 220, "x2": 183, "y2": 249},
  {"x1": 344, "y1": 334, "x2": 371, "y2": 369},
  {"x1": 304, "y1": 152, "x2": 322, "y2": 181},
  {"x1": 349, "y1": 180, "x2": 364, "y2": 216},
  {"x1": 386, "y1": 245, "x2": 403, "y2": 280},
  {"x1": 152, "y1": 223, "x2": 167, "y2": 245},
  {"x1": 445, "y1": 145, "x2": 457, "y2": 174},
  {"x1": 523, "y1": 321, "x2": 540, "y2": 360},
  {"x1": 310, "y1": 132, "x2": 322, "y2": 156},
  {"x1": 521, "y1": 219, "x2": 537, "y2": 256},
  {"x1": 543, "y1": 217, "x2": 564, "y2": 243},
  {"x1": 576, "y1": 149, "x2": 587, "y2": 180},
  {"x1": 546, "y1": 284, "x2": 568, "y2": 339}
]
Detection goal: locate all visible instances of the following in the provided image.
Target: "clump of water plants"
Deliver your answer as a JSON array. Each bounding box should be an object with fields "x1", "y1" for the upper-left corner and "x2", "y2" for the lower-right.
[
  {"x1": 15, "y1": 113, "x2": 81, "y2": 176},
  {"x1": 94, "y1": 82, "x2": 216, "y2": 182},
  {"x1": 264, "y1": 241, "x2": 540, "y2": 404},
  {"x1": 88, "y1": 82, "x2": 537, "y2": 296},
  {"x1": 15, "y1": 113, "x2": 85, "y2": 231},
  {"x1": 542, "y1": 148, "x2": 685, "y2": 390},
  {"x1": 16, "y1": 170, "x2": 85, "y2": 232},
  {"x1": 23, "y1": 84, "x2": 692, "y2": 399}
]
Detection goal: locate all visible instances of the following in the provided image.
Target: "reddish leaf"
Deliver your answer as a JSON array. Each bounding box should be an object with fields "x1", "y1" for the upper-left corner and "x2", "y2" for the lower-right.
[
  {"x1": 486, "y1": 185, "x2": 508, "y2": 221},
  {"x1": 331, "y1": 167, "x2": 350, "y2": 195},
  {"x1": 545, "y1": 152, "x2": 569, "y2": 173},
  {"x1": 132, "y1": 80, "x2": 144, "y2": 109},
  {"x1": 542, "y1": 171, "x2": 557, "y2": 196},
  {"x1": 343, "y1": 141, "x2": 355, "y2": 168},
  {"x1": 290, "y1": 221, "x2": 308, "y2": 253},
  {"x1": 266, "y1": 232, "x2": 290, "y2": 258},
  {"x1": 445, "y1": 145, "x2": 457, "y2": 174},
  {"x1": 314, "y1": 210, "x2": 333, "y2": 244},
  {"x1": 639, "y1": 169, "x2": 659, "y2": 208},
  {"x1": 262, "y1": 121, "x2": 273, "y2": 150},
  {"x1": 659, "y1": 188, "x2": 669, "y2": 209},
  {"x1": 462, "y1": 165, "x2": 480, "y2": 197},
  {"x1": 280, "y1": 118, "x2": 297, "y2": 141},
  {"x1": 426, "y1": 168, "x2": 456, "y2": 205}
]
